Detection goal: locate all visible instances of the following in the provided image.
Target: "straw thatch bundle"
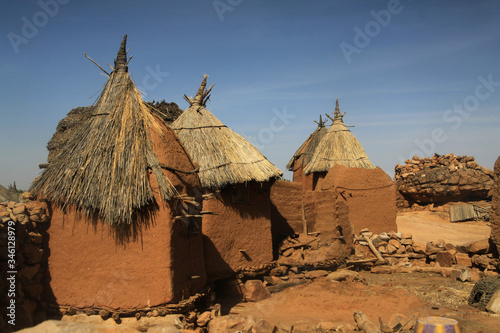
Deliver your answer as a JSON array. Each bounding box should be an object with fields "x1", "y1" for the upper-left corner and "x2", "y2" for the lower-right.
[
  {"x1": 31, "y1": 35, "x2": 177, "y2": 227},
  {"x1": 171, "y1": 75, "x2": 282, "y2": 189},
  {"x1": 286, "y1": 115, "x2": 328, "y2": 171},
  {"x1": 304, "y1": 99, "x2": 375, "y2": 174}
]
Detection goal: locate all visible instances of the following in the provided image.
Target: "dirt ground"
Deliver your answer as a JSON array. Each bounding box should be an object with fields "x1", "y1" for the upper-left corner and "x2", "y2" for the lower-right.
[
  {"x1": 397, "y1": 210, "x2": 491, "y2": 246},
  {"x1": 221, "y1": 211, "x2": 499, "y2": 332}
]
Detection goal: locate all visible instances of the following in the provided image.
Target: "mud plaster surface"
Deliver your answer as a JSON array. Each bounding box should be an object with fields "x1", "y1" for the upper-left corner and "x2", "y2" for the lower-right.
[
  {"x1": 322, "y1": 165, "x2": 397, "y2": 234},
  {"x1": 202, "y1": 181, "x2": 274, "y2": 280}
]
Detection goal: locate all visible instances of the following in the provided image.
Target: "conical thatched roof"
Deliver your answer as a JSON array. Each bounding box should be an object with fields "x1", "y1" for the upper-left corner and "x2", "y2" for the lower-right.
[
  {"x1": 303, "y1": 99, "x2": 375, "y2": 174},
  {"x1": 286, "y1": 115, "x2": 328, "y2": 171},
  {"x1": 171, "y1": 75, "x2": 283, "y2": 189},
  {"x1": 31, "y1": 35, "x2": 177, "y2": 227}
]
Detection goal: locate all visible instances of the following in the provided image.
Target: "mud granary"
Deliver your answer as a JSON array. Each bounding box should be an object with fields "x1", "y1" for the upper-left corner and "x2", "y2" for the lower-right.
[
  {"x1": 272, "y1": 99, "x2": 396, "y2": 256},
  {"x1": 171, "y1": 75, "x2": 283, "y2": 280},
  {"x1": 30, "y1": 36, "x2": 206, "y2": 311}
]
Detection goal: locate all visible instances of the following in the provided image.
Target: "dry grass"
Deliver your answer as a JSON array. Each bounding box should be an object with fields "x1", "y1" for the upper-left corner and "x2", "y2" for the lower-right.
[
  {"x1": 31, "y1": 35, "x2": 176, "y2": 230},
  {"x1": 286, "y1": 118, "x2": 328, "y2": 171},
  {"x1": 304, "y1": 102, "x2": 374, "y2": 174},
  {"x1": 171, "y1": 75, "x2": 283, "y2": 189}
]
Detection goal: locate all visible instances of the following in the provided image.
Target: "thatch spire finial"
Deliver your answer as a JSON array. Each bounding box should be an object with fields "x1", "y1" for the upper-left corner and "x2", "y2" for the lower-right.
[
  {"x1": 186, "y1": 74, "x2": 215, "y2": 107},
  {"x1": 314, "y1": 114, "x2": 327, "y2": 127},
  {"x1": 332, "y1": 98, "x2": 346, "y2": 124},
  {"x1": 114, "y1": 34, "x2": 128, "y2": 72}
]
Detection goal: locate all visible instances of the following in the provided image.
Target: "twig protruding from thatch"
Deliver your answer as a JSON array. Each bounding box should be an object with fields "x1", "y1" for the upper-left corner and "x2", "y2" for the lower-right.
[{"x1": 83, "y1": 52, "x2": 110, "y2": 76}]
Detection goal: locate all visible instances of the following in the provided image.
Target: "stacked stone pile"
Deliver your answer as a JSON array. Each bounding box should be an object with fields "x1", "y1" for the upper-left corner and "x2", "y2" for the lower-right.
[
  {"x1": 395, "y1": 154, "x2": 494, "y2": 205},
  {"x1": 352, "y1": 228, "x2": 499, "y2": 282},
  {"x1": 491, "y1": 156, "x2": 500, "y2": 256},
  {"x1": 0, "y1": 199, "x2": 50, "y2": 330}
]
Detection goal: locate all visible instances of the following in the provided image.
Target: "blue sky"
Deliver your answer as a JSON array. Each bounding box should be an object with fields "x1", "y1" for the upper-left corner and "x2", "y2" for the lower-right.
[{"x1": 1, "y1": 0, "x2": 499, "y2": 189}]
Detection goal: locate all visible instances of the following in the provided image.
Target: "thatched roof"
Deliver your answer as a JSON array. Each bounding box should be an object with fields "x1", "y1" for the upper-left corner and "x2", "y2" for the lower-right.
[
  {"x1": 286, "y1": 115, "x2": 328, "y2": 171},
  {"x1": 303, "y1": 99, "x2": 375, "y2": 174},
  {"x1": 31, "y1": 35, "x2": 177, "y2": 227},
  {"x1": 171, "y1": 75, "x2": 283, "y2": 189},
  {"x1": 47, "y1": 101, "x2": 182, "y2": 164}
]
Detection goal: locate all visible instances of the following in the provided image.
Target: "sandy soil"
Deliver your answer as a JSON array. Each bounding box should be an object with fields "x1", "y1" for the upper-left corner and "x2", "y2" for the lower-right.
[
  {"x1": 397, "y1": 210, "x2": 491, "y2": 246},
  {"x1": 229, "y1": 273, "x2": 500, "y2": 332}
]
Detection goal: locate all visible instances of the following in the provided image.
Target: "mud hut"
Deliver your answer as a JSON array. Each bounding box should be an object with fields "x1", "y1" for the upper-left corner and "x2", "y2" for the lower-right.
[
  {"x1": 303, "y1": 99, "x2": 375, "y2": 190},
  {"x1": 30, "y1": 35, "x2": 206, "y2": 310},
  {"x1": 171, "y1": 75, "x2": 283, "y2": 279},
  {"x1": 272, "y1": 98, "x2": 395, "y2": 250},
  {"x1": 286, "y1": 115, "x2": 328, "y2": 185}
]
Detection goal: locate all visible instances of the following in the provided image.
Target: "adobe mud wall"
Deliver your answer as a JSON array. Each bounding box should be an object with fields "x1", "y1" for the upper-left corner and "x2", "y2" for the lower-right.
[
  {"x1": 491, "y1": 156, "x2": 500, "y2": 255},
  {"x1": 270, "y1": 180, "x2": 353, "y2": 249},
  {"x1": 395, "y1": 154, "x2": 494, "y2": 205},
  {"x1": 322, "y1": 165, "x2": 397, "y2": 235},
  {"x1": 270, "y1": 181, "x2": 303, "y2": 237},
  {"x1": 202, "y1": 181, "x2": 274, "y2": 280},
  {"x1": 291, "y1": 162, "x2": 305, "y2": 185},
  {"x1": 46, "y1": 120, "x2": 207, "y2": 310},
  {"x1": 0, "y1": 200, "x2": 50, "y2": 331}
]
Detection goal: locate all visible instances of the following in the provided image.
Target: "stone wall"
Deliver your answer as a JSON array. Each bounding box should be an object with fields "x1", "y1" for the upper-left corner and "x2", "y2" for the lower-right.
[
  {"x1": 491, "y1": 156, "x2": 500, "y2": 255},
  {"x1": 395, "y1": 154, "x2": 494, "y2": 205},
  {"x1": 0, "y1": 200, "x2": 50, "y2": 331}
]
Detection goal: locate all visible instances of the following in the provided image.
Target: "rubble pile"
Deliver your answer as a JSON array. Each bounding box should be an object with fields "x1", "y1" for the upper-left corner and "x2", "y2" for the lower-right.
[
  {"x1": 350, "y1": 228, "x2": 499, "y2": 282},
  {"x1": 491, "y1": 156, "x2": 500, "y2": 255},
  {"x1": 276, "y1": 233, "x2": 351, "y2": 268},
  {"x1": 395, "y1": 154, "x2": 494, "y2": 206}
]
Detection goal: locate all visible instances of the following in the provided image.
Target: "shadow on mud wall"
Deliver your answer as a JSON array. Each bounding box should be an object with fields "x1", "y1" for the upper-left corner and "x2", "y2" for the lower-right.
[
  {"x1": 270, "y1": 202, "x2": 295, "y2": 259},
  {"x1": 202, "y1": 235, "x2": 235, "y2": 281},
  {"x1": 40, "y1": 202, "x2": 61, "y2": 323},
  {"x1": 202, "y1": 181, "x2": 274, "y2": 280}
]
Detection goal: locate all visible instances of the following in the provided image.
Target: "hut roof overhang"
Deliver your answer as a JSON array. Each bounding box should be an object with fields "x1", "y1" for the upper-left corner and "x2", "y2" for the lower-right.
[
  {"x1": 171, "y1": 75, "x2": 283, "y2": 189},
  {"x1": 303, "y1": 99, "x2": 375, "y2": 175},
  {"x1": 31, "y1": 35, "x2": 177, "y2": 227}
]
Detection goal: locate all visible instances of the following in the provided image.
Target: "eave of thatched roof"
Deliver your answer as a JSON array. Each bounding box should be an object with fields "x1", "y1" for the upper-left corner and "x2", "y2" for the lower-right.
[
  {"x1": 286, "y1": 115, "x2": 328, "y2": 171},
  {"x1": 171, "y1": 75, "x2": 283, "y2": 189},
  {"x1": 31, "y1": 35, "x2": 177, "y2": 227},
  {"x1": 303, "y1": 99, "x2": 375, "y2": 174}
]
